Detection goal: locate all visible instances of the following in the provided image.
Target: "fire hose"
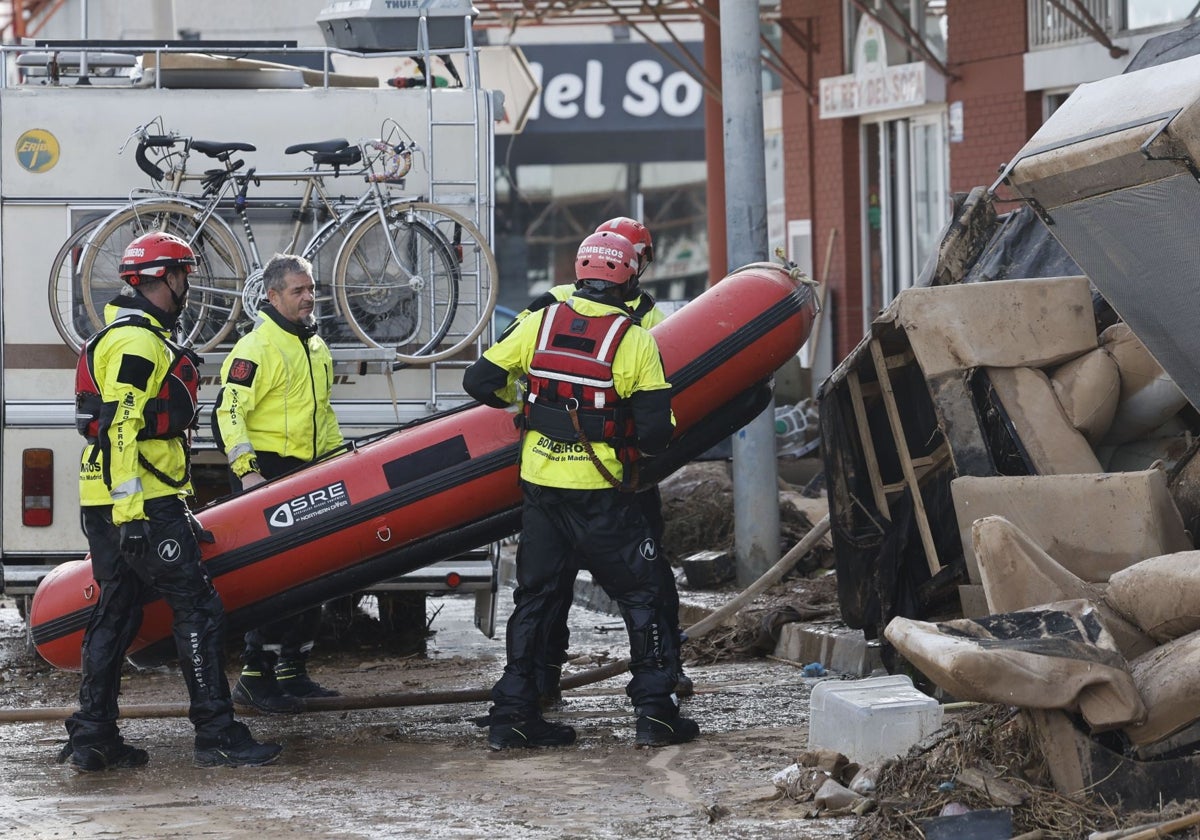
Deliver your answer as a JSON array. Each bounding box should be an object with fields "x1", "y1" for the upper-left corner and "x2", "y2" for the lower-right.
[{"x1": 0, "y1": 515, "x2": 831, "y2": 724}]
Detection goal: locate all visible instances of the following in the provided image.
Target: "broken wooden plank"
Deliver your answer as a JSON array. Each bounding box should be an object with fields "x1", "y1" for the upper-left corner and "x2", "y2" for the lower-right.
[
  {"x1": 869, "y1": 338, "x2": 941, "y2": 575},
  {"x1": 954, "y1": 767, "x2": 1027, "y2": 807}
]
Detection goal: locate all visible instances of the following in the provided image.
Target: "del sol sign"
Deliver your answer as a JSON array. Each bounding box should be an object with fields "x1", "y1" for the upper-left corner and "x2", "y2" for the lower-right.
[{"x1": 522, "y1": 42, "x2": 705, "y2": 134}]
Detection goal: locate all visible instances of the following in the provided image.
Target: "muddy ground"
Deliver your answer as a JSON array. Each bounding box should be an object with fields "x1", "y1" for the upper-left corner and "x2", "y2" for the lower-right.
[{"x1": 0, "y1": 575, "x2": 858, "y2": 840}]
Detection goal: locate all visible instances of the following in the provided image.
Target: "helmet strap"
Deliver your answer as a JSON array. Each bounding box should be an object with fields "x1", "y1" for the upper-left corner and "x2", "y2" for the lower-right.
[
  {"x1": 167, "y1": 270, "x2": 190, "y2": 313},
  {"x1": 623, "y1": 275, "x2": 641, "y2": 300}
]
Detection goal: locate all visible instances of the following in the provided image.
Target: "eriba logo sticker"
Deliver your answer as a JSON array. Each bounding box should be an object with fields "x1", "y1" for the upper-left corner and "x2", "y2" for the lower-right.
[
  {"x1": 15, "y1": 128, "x2": 60, "y2": 174},
  {"x1": 265, "y1": 481, "x2": 350, "y2": 531}
]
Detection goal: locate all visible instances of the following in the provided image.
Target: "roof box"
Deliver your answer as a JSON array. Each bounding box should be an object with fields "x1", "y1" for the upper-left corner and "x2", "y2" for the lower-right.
[{"x1": 316, "y1": 0, "x2": 478, "y2": 52}]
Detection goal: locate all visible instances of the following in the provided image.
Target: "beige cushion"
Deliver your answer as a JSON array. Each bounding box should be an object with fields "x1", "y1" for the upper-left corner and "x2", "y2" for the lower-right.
[
  {"x1": 1049, "y1": 347, "x2": 1120, "y2": 446},
  {"x1": 952, "y1": 470, "x2": 1193, "y2": 584},
  {"x1": 986, "y1": 366, "x2": 1103, "y2": 475},
  {"x1": 885, "y1": 601, "x2": 1145, "y2": 731},
  {"x1": 1125, "y1": 630, "x2": 1200, "y2": 747},
  {"x1": 1106, "y1": 551, "x2": 1200, "y2": 643},
  {"x1": 1100, "y1": 323, "x2": 1188, "y2": 445},
  {"x1": 974, "y1": 515, "x2": 1154, "y2": 659}
]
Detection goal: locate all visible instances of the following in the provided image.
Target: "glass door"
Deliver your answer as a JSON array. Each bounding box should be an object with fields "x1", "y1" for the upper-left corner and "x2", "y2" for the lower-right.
[
  {"x1": 860, "y1": 110, "x2": 949, "y2": 332},
  {"x1": 909, "y1": 111, "x2": 949, "y2": 284}
]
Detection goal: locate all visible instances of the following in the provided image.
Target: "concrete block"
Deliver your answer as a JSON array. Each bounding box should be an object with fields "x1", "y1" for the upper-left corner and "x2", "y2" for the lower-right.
[
  {"x1": 773, "y1": 622, "x2": 883, "y2": 677},
  {"x1": 681, "y1": 549, "x2": 735, "y2": 589}
]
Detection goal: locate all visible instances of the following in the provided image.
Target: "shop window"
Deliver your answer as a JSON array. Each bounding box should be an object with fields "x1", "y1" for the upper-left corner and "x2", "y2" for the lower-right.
[
  {"x1": 1123, "y1": 0, "x2": 1196, "y2": 31},
  {"x1": 1043, "y1": 88, "x2": 1073, "y2": 123}
]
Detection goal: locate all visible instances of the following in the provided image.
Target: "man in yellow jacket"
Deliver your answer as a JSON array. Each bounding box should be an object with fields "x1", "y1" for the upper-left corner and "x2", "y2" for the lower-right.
[
  {"x1": 464, "y1": 230, "x2": 699, "y2": 749},
  {"x1": 213, "y1": 253, "x2": 344, "y2": 713},
  {"x1": 68, "y1": 232, "x2": 280, "y2": 771}
]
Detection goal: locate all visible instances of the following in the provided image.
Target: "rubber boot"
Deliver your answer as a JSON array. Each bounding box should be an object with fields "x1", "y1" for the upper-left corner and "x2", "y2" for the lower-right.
[
  {"x1": 233, "y1": 651, "x2": 304, "y2": 714},
  {"x1": 194, "y1": 721, "x2": 282, "y2": 768},
  {"x1": 276, "y1": 655, "x2": 340, "y2": 699}
]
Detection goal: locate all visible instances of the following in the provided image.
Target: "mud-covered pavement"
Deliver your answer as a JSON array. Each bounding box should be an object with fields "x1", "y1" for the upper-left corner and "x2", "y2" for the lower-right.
[{"x1": 0, "y1": 584, "x2": 857, "y2": 839}]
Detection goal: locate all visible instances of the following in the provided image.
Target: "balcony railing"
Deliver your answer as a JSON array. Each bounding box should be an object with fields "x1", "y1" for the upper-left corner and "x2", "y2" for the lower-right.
[{"x1": 1028, "y1": 0, "x2": 1116, "y2": 49}]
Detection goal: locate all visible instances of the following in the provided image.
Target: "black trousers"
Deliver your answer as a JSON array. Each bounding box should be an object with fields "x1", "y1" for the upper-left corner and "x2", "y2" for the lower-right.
[
  {"x1": 538, "y1": 485, "x2": 683, "y2": 695},
  {"x1": 229, "y1": 450, "x2": 324, "y2": 664},
  {"x1": 68, "y1": 496, "x2": 236, "y2": 747},
  {"x1": 492, "y1": 482, "x2": 679, "y2": 721}
]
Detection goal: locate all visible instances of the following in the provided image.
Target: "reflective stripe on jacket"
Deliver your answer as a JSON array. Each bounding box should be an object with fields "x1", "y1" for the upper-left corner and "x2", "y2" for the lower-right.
[
  {"x1": 480, "y1": 294, "x2": 671, "y2": 490},
  {"x1": 524, "y1": 301, "x2": 635, "y2": 448}
]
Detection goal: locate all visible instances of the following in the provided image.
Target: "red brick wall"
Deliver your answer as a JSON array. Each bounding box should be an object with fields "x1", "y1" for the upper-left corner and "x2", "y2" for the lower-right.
[
  {"x1": 945, "y1": 0, "x2": 1040, "y2": 194},
  {"x1": 781, "y1": 0, "x2": 863, "y2": 360},
  {"x1": 779, "y1": 0, "x2": 1040, "y2": 358}
]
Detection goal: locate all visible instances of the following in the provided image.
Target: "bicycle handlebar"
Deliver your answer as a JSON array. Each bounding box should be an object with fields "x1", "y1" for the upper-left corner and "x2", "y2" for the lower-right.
[
  {"x1": 363, "y1": 140, "x2": 414, "y2": 184},
  {"x1": 135, "y1": 135, "x2": 178, "y2": 182}
]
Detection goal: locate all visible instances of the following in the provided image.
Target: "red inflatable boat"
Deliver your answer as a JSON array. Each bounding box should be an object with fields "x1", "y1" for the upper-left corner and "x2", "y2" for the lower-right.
[{"x1": 30, "y1": 263, "x2": 817, "y2": 670}]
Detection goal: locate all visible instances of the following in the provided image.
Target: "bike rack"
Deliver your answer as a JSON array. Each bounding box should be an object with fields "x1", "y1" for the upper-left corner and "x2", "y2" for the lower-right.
[{"x1": 11, "y1": 23, "x2": 499, "y2": 414}]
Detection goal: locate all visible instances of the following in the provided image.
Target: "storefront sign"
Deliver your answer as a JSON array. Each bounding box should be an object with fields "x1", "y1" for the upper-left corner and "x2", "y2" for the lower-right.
[
  {"x1": 523, "y1": 42, "x2": 705, "y2": 133},
  {"x1": 818, "y1": 14, "x2": 944, "y2": 119},
  {"x1": 498, "y1": 41, "x2": 706, "y2": 164}
]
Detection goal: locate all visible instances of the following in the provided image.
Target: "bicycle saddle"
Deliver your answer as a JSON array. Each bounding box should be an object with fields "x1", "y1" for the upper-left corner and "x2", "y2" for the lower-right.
[
  {"x1": 190, "y1": 140, "x2": 257, "y2": 157},
  {"x1": 285, "y1": 139, "x2": 362, "y2": 169},
  {"x1": 285, "y1": 139, "x2": 350, "y2": 155},
  {"x1": 314, "y1": 147, "x2": 362, "y2": 167}
]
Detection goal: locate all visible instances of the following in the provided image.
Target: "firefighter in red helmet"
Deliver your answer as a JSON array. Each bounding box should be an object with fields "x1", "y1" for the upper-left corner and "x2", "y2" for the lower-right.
[
  {"x1": 498, "y1": 218, "x2": 692, "y2": 707},
  {"x1": 464, "y1": 230, "x2": 699, "y2": 750},
  {"x1": 65, "y1": 232, "x2": 280, "y2": 772}
]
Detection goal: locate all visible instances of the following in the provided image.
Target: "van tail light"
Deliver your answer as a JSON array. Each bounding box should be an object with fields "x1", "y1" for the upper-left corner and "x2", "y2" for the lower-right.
[{"x1": 22, "y1": 448, "x2": 53, "y2": 527}]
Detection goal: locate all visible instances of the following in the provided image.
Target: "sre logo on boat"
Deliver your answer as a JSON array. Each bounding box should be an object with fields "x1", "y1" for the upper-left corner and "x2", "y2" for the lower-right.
[{"x1": 265, "y1": 482, "x2": 350, "y2": 532}]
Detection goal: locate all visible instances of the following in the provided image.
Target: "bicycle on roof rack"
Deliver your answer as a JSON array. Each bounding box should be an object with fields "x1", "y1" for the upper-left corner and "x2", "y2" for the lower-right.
[{"x1": 49, "y1": 116, "x2": 497, "y2": 362}]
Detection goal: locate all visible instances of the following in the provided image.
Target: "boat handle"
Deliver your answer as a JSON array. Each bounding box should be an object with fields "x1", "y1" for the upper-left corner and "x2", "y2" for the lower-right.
[{"x1": 376, "y1": 526, "x2": 392, "y2": 543}]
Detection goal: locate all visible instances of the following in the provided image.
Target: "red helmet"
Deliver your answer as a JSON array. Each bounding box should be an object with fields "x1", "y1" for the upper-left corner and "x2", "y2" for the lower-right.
[
  {"x1": 575, "y1": 231, "x2": 638, "y2": 287},
  {"x1": 595, "y1": 217, "x2": 653, "y2": 274},
  {"x1": 118, "y1": 232, "x2": 198, "y2": 286}
]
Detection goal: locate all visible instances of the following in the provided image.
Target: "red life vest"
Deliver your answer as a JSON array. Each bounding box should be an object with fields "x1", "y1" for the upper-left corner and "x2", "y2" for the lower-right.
[
  {"x1": 75, "y1": 314, "x2": 201, "y2": 444},
  {"x1": 524, "y1": 302, "x2": 636, "y2": 447}
]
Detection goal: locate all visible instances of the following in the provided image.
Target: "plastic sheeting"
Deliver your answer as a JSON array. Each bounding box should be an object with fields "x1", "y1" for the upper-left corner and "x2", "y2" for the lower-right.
[{"x1": 958, "y1": 204, "x2": 1083, "y2": 285}]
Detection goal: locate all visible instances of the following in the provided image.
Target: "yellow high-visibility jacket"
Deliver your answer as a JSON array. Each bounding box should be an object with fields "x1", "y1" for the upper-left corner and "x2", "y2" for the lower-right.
[
  {"x1": 79, "y1": 301, "x2": 193, "y2": 524},
  {"x1": 214, "y1": 308, "x2": 343, "y2": 477},
  {"x1": 515, "y1": 283, "x2": 666, "y2": 329},
  {"x1": 472, "y1": 294, "x2": 672, "y2": 490}
]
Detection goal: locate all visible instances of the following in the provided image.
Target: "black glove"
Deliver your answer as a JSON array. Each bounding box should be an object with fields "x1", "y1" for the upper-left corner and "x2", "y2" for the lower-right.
[
  {"x1": 119, "y1": 520, "x2": 153, "y2": 562},
  {"x1": 185, "y1": 509, "x2": 216, "y2": 544}
]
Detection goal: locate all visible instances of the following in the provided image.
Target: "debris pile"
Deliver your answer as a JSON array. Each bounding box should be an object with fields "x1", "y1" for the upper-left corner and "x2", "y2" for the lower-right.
[{"x1": 774, "y1": 702, "x2": 1200, "y2": 838}]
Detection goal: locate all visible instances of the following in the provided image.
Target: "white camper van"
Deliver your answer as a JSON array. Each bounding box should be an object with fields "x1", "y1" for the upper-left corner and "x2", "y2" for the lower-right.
[{"x1": 0, "y1": 14, "x2": 503, "y2": 640}]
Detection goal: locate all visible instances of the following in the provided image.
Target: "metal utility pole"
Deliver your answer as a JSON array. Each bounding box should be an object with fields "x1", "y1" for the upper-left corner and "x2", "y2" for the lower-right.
[{"x1": 721, "y1": 0, "x2": 780, "y2": 585}]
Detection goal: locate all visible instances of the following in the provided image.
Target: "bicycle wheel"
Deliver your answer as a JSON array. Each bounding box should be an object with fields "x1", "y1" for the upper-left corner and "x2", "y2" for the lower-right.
[
  {"x1": 334, "y1": 206, "x2": 459, "y2": 361},
  {"x1": 302, "y1": 210, "x2": 371, "y2": 348},
  {"x1": 78, "y1": 200, "x2": 246, "y2": 353},
  {"x1": 401, "y1": 202, "x2": 498, "y2": 362},
  {"x1": 333, "y1": 202, "x2": 497, "y2": 364},
  {"x1": 48, "y1": 217, "x2": 106, "y2": 352}
]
